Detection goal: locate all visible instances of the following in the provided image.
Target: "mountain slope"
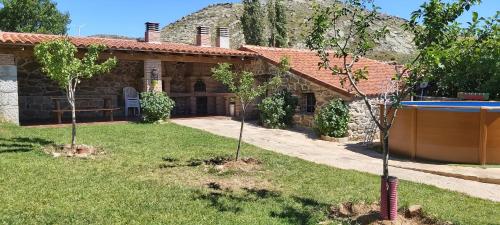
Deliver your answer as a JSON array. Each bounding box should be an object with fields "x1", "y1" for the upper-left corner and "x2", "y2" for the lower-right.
[{"x1": 161, "y1": 1, "x2": 416, "y2": 62}]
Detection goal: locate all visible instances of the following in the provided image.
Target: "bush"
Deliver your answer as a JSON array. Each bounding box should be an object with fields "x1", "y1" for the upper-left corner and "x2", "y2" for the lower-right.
[
  {"x1": 258, "y1": 90, "x2": 298, "y2": 128},
  {"x1": 140, "y1": 92, "x2": 175, "y2": 122},
  {"x1": 314, "y1": 99, "x2": 350, "y2": 138}
]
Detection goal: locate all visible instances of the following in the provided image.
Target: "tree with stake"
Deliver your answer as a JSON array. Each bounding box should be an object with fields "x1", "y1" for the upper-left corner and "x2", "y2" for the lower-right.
[
  {"x1": 211, "y1": 58, "x2": 289, "y2": 161},
  {"x1": 34, "y1": 39, "x2": 117, "y2": 149},
  {"x1": 306, "y1": 0, "x2": 479, "y2": 220}
]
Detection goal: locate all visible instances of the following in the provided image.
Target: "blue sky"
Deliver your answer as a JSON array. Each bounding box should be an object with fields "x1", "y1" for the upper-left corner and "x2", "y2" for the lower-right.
[{"x1": 45, "y1": 0, "x2": 500, "y2": 37}]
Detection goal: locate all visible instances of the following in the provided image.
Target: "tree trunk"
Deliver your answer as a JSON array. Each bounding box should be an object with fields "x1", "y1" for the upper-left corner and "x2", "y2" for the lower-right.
[
  {"x1": 236, "y1": 109, "x2": 245, "y2": 161},
  {"x1": 67, "y1": 83, "x2": 77, "y2": 150},
  {"x1": 71, "y1": 100, "x2": 76, "y2": 149},
  {"x1": 381, "y1": 131, "x2": 389, "y2": 179}
]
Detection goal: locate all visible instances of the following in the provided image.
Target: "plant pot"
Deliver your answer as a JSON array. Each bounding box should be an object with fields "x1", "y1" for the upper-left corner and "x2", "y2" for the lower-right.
[{"x1": 380, "y1": 176, "x2": 399, "y2": 220}]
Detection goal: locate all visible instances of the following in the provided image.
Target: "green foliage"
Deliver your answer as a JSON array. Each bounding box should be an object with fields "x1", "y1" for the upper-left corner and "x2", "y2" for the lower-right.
[
  {"x1": 258, "y1": 90, "x2": 298, "y2": 129},
  {"x1": 211, "y1": 63, "x2": 281, "y2": 111},
  {"x1": 34, "y1": 39, "x2": 118, "y2": 89},
  {"x1": 0, "y1": 0, "x2": 70, "y2": 34},
  {"x1": 314, "y1": 99, "x2": 350, "y2": 138},
  {"x1": 408, "y1": 5, "x2": 499, "y2": 99},
  {"x1": 140, "y1": 92, "x2": 175, "y2": 123},
  {"x1": 212, "y1": 58, "x2": 288, "y2": 161},
  {"x1": 306, "y1": 0, "x2": 482, "y2": 179},
  {"x1": 241, "y1": 0, "x2": 266, "y2": 45},
  {"x1": 267, "y1": 0, "x2": 288, "y2": 47},
  {"x1": 34, "y1": 39, "x2": 117, "y2": 147}
]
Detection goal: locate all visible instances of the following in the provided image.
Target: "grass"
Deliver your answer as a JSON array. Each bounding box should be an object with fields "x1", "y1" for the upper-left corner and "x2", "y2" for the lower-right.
[{"x1": 0, "y1": 122, "x2": 499, "y2": 225}]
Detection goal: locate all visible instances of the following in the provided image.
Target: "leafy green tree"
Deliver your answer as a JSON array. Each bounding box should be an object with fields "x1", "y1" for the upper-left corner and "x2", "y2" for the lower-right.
[
  {"x1": 419, "y1": 12, "x2": 499, "y2": 99},
  {"x1": 0, "y1": 0, "x2": 70, "y2": 34},
  {"x1": 267, "y1": 0, "x2": 288, "y2": 47},
  {"x1": 306, "y1": 0, "x2": 478, "y2": 219},
  {"x1": 267, "y1": 0, "x2": 277, "y2": 47},
  {"x1": 241, "y1": 0, "x2": 266, "y2": 46},
  {"x1": 274, "y1": 0, "x2": 288, "y2": 47},
  {"x1": 211, "y1": 58, "x2": 288, "y2": 161},
  {"x1": 34, "y1": 39, "x2": 117, "y2": 148}
]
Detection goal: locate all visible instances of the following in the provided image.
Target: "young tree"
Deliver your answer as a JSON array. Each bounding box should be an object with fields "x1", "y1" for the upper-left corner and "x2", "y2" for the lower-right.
[
  {"x1": 241, "y1": 0, "x2": 266, "y2": 46},
  {"x1": 34, "y1": 39, "x2": 117, "y2": 149},
  {"x1": 267, "y1": 0, "x2": 288, "y2": 47},
  {"x1": 0, "y1": 0, "x2": 70, "y2": 34},
  {"x1": 211, "y1": 58, "x2": 289, "y2": 161},
  {"x1": 306, "y1": 0, "x2": 479, "y2": 220}
]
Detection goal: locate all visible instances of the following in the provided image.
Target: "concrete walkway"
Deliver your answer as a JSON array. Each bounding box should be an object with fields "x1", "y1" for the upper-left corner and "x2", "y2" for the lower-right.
[{"x1": 172, "y1": 117, "x2": 500, "y2": 202}]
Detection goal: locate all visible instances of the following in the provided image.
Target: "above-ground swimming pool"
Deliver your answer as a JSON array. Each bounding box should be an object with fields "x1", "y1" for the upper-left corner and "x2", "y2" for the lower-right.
[{"x1": 389, "y1": 101, "x2": 500, "y2": 164}]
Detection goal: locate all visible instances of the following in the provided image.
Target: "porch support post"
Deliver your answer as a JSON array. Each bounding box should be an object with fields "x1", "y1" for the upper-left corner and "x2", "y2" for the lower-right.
[{"x1": 0, "y1": 54, "x2": 19, "y2": 125}]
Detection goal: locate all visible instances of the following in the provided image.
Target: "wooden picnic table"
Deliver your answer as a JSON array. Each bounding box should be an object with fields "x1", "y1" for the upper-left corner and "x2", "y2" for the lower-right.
[{"x1": 51, "y1": 97, "x2": 120, "y2": 124}]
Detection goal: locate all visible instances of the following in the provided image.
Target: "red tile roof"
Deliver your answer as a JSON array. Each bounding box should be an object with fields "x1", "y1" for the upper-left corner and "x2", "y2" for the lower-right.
[
  {"x1": 241, "y1": 45, "x2": 398, "y2": 96},
  {"x1": 0, "y1": 32, "x2": 256, "y2": 57}
]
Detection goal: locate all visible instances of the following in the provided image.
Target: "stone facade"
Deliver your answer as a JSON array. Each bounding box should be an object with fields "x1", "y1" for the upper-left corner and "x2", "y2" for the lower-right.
[
  {"x1": 17, "y1": 57, "x2": 143, "y2": 122},
  {"x1": 0, "y1": 54, "x2": 19, "y2": 124},
  {"x1": 162, "y1": 61, "x2": 234, "y2": 117},
  {"x1": 248, "y1": 59, "x2": 379, "y2": 141}
]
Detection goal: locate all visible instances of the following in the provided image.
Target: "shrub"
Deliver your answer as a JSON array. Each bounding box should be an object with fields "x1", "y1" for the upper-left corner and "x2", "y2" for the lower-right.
[
  {"x1": 314, "y1": 99, "x2": 350, "y2": 138},
  {"x1": 258, "y1": 90, "x2": 298, "y2": 128},
  {"x1": 140, "y1": 92, "x2": 175, "y2": 122}
]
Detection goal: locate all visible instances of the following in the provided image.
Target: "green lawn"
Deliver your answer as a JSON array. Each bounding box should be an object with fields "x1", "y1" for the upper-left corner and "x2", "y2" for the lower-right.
[{"x1": 0, "y1": 123, "x2": 498, "y2": 225}]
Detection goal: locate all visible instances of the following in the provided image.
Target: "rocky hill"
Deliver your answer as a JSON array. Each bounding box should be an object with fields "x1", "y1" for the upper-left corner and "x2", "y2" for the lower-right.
[{"x1": 161, "y1": 0, "x2": 416, "y2": 62}]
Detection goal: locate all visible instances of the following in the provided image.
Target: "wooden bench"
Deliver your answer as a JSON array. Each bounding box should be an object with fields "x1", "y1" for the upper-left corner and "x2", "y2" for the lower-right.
[{"x1": 51, "y1": 97, "x2": 120, "y2": 124}]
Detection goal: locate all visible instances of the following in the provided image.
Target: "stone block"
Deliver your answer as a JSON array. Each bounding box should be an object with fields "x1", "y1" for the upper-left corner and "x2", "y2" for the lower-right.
[{"x1": 0, "y1": 65, "x2": 19, "y2": 124}]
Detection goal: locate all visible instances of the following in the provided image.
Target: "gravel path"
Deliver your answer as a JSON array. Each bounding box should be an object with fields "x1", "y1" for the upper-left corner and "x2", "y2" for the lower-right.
[{"x1": 173, "y1": 117, "x2": 500, "y2": 202}]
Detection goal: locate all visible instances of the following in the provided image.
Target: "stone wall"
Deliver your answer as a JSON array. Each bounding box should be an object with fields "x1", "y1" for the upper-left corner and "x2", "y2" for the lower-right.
[
  {"x1": 17, "y1": 56, "x2": 143, "y2": 122},
  {"x1": 347, "y1": 99, "x2": 380, "y2": 141},
  {"x1": 248, "y1": 59, "x2": 379, "y2": 141},
  {"x1": 0, "y1": 54, "x2": 19, "y2": 124}
]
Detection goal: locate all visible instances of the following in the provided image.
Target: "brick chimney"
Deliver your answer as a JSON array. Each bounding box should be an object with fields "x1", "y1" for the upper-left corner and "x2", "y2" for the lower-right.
[
  {"x1": 145, "y1": 22, "x2": 160, "y2": 43},
  {"x1": 216, "y1": 27, "x2": 230, "y2": 49},
  {"x1": 196, "y1": 26, "x2": 211, "y2": 47}
]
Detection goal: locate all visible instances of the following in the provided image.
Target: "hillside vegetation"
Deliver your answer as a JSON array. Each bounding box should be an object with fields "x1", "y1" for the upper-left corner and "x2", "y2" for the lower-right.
[{"x1": 161, "y1": 1, "x2": 416, "y2": 62}]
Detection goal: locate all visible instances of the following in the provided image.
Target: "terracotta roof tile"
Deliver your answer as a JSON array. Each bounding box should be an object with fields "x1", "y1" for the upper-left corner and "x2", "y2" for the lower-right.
[
  {"x1": 241, "y1": 45, "x2": 398, "y2": 96},
  {"x1": 0, "y1": 32, "x2": 256, "y2": 57}
]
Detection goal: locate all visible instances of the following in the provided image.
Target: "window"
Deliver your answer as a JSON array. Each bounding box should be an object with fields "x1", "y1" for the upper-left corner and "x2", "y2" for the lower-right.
[
  {"x1": 194, "y1": 79, "x2": 206, "y2": 92},
  {"x1": 304, "y1": 93, "x2": 316, "y2": 113}
]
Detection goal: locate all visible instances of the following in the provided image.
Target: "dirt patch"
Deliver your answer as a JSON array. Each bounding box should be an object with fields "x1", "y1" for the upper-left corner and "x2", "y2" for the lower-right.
[
  {"x1": 328, "y1": 202, "x2": 451, "y2": 225},
  {"x1": 43, "y1": 144, "x2": 104, "y2": 159},
  {"x1": 203, "y1": 156, "x2": 262, "y2": 174}
]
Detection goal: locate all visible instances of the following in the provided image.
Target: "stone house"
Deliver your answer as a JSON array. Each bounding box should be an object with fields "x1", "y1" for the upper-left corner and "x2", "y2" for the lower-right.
[
  {"x1": 240, "y1": 46, "x2": 397, "y2": 140},
  {"x1": 0, "y1": 23, "x2": 256, "y2": 124},
  {"x1": 0, "y1": 23, "x2": 396, "y2": 140}
]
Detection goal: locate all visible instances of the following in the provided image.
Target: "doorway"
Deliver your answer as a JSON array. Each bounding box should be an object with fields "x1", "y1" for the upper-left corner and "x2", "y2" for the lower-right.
[{"x1": 196, "y1": 96, "x2": 208, "y2": 115}]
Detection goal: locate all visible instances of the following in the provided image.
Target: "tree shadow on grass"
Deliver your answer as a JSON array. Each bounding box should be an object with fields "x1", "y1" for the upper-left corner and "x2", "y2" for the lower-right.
[
  {"x1": 270, "y1": 196, "x2": 330, "y2": 225},
  {"x1": 194, "y1": 185, "x2": 330, "y2": 224},
  {"x1": 0, "y1": 137, "x2": 54, "y2": 154},
  {"x1": 193, "y1": 186, "x2": 284, "y2": 214}
]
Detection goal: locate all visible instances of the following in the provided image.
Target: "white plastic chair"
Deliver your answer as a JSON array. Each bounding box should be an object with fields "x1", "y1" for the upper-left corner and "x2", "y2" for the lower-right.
[{"x1": 123, "y1": 87, "x2": 140, "y2": 117}]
